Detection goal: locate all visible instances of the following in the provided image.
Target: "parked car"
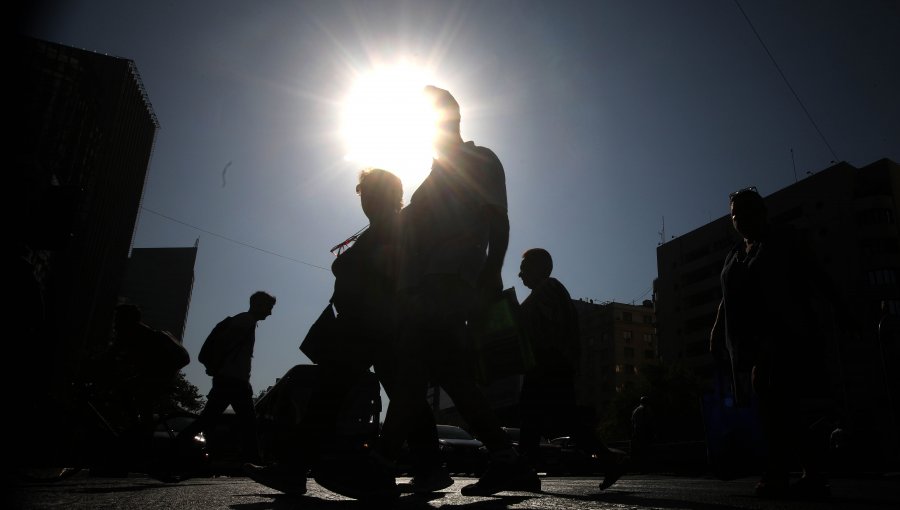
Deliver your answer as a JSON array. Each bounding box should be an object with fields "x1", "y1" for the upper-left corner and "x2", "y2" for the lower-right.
[
  {"x1": 501, "y1": 426, "x2": 564, "y2": 474},
  {"x1": 436, "y1": 424, "x2": 488, "y2": 476},
  {"x1": 396, "y1": 424, "x2": 489, "y2": 476}
]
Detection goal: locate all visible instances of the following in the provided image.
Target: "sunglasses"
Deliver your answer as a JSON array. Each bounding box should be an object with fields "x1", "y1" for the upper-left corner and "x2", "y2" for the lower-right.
[{"x1": 729, "y1": 186, "x2": 758, "y2": 200}]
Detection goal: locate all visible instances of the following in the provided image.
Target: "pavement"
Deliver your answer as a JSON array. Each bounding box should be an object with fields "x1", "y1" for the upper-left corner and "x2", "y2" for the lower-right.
[{"x1": 9, "y1": 473, "x2": 900, "y2": 509}]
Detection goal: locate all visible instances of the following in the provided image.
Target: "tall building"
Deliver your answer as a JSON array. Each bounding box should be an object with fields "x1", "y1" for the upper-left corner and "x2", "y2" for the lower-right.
[
  {"x1": 655, "y1": 158, "x2": 899, "y2": 464},
  {"x1": 119, "y1": 245, "x2": 199, "y2": 342},
  {"x1": 573, "y1": 300, "x2": 658, "y2": 413},
  {"x1": 14, "y1": 35, "x2": 159, "y2": 388}
]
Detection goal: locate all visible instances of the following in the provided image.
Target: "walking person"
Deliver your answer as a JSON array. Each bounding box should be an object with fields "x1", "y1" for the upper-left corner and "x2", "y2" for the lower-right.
[
  {"x1": 353, "y1": 85, "x2": 538, "y2": 498},
  {"x1": 516, "y1": 248, "x2": 628, "y2": 490},
  {"x1": 245, "y1": 169, "x2": 445, "y2": 499},
  {"x1": 178, "y1": 291, "x2": 276, "y2": 464},
  {"x1": 709, "y1": 187, "x2": 841, "y2": 498}
]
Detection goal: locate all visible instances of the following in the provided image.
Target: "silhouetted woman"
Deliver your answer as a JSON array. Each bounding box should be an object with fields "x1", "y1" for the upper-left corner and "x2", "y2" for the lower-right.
[{"x1": 710, "y1": 187, "x2": 838, "y2": 498}]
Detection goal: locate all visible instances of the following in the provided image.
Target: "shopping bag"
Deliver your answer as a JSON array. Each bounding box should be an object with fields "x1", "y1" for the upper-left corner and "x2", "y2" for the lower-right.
[
  {"x1": 467, "y1": 288, "x2": 535, "y2": 384},
  {"x1": 300, "y1": 302, "x2": 337, "y2": 364}
]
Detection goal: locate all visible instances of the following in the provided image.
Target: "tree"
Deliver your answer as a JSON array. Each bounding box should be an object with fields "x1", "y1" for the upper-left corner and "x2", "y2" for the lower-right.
[{"x1": 167, "y1": 371, "x2": 205, "y2": 413}]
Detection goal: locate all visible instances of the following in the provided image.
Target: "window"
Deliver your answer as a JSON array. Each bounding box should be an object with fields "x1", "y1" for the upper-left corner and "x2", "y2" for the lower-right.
[
  {"x1": 644, "y1": 350, "x2": 655, "y2": 359},
  {"x1": 643, "y1": 333, "x2": 653, "y2": 344},
  {"x1": 868, "y1": 269, "x2": 898, "y2": 286},
  {"x1": 643, "y1": 315, "x2": 653, "y2": 324},
  {"x1": 623, "y1": 312, "x2": 633, "y2": 323},
  {"x1": 623, "y1": 331, "x2": 633, "y2": 343},
  {"x1": 624, "y1": 347, "x2": 634, "y2": 359}
]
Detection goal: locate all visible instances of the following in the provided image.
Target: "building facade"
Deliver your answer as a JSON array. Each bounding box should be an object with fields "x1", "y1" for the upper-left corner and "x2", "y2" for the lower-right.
[
  {"x1": 15, "y1": 35, "x2": 159, "y2": 389},
  {"x1": 119, "y1": 245, "x2": 199, "y2": 342},
  {"x1": 655, "y1": 158, "x2": 899, "y2": 465}
]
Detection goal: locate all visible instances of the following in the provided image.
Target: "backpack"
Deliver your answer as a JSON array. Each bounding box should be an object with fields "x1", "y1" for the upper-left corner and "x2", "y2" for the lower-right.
[{"x1": 197, "y1": 316, "x2": 236, "y2": 376}]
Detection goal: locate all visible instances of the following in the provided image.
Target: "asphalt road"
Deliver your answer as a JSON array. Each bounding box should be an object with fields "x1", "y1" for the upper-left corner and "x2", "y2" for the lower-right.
[{"x1": 9, "y1": 473, "x2": 900, "y2": 509}]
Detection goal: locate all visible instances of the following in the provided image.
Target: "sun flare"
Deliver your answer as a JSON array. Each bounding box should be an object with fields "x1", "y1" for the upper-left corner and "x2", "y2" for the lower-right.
[{"x1": 341, "y1": 64, "x2": 439, "y2": 196}]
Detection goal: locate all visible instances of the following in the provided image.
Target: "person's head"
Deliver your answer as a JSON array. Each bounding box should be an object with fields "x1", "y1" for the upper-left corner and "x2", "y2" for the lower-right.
[
  {"x1": 356, "y1": 168, "x2": 403, "y2": 221},
  {"x1": 424, "y1": 85, "x2": 462, "y2": 153},
  {"x1": 640, "y1": 396, "x2": 650, "y2": 405},
  {"x1": 114, "y1": 304, "x2": 142, "y2": 335},
  {"x1": 519, "y1": 248, "x2": 553, "y2": 290},
  {"x1": 729, "y1": 186, "x2": 767, "y2": 242},
  {"x1": 249, "y1": 291, "x2": 276, "y2": 321}
]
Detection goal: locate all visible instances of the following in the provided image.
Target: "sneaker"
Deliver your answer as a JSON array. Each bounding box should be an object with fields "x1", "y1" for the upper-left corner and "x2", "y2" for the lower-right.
[
  {"x1": 243, "y1": 463, "x2": 307, "y2": 495},
  {"x1": 598, "y1": 451, "x2": 629, "y2": 490},
  {"x1": 460, "y1": 459, "x2": 541, "y2": 497},
  {"x1": 398, "y1": 466, "x2": 454, "y2": 494},
  {"x1": 313, "y1": 453, "x2": 400, "y2": 501}
]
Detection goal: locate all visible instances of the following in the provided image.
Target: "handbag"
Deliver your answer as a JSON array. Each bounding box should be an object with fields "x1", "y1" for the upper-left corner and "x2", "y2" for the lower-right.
[
  {"x1": 299, "y1": 300, "x2": 337, "y2": 364},
  {"x1": 467, "y1": 288, "x2": 535, "y2": 384}
]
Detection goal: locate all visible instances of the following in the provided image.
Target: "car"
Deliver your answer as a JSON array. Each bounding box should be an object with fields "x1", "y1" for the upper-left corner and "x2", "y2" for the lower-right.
[
  {"x1": 396, "y1": 424, "x2": 489, "y2": 476},
  {"x1": 436, "y1": 424, "x2": 488, "y2": 476},
  {"x1": 501, "y1": 426, "x2": 565, "y2": 474}
]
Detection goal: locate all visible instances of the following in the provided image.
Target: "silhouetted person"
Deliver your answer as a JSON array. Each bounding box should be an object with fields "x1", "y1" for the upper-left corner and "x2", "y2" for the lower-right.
[
  {"x1": 710, "y1": 186, "x2": 840, "y2": 498},
  {"x1": 178, "y1": 291, "x2": 276, "y2": 464},
  {"x1": 631, "y1": 396, "x2": 655, "y2": 469},
  {"x1": 245, "y1": 169, "x2": 443, "y2": 499},
  {"x1": 517, "y1": 248, "x2": 627, "y2": 489},
  {"x1": 345, "y1": 85, "x2": 536, "y2": 499},
  {"x1": 877, "y1": 301, "x2": 900, "y2": 462},
  {"x1": 111, "y1": 304, "x2": 190, "y2": 432}
]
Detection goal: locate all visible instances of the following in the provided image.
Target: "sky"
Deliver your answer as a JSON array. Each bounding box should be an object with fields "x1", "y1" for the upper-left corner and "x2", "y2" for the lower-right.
[{"x1": 20, "y1": 0, "x2": 900, "y2": 404}]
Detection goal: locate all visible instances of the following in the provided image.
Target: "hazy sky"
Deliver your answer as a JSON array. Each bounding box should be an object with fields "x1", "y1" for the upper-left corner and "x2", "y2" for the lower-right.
[{"x1": 21, "y1": 1, "x2": 900, "y2": 403}]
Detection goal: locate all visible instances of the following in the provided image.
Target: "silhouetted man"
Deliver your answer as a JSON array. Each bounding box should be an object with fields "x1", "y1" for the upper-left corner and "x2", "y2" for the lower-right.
[
  {"x1": 517, "y1": 248, "x2": 627, "y2": 490},
  {"x1": 178, "y1": 291, "x2": 275, "y2": 464}
]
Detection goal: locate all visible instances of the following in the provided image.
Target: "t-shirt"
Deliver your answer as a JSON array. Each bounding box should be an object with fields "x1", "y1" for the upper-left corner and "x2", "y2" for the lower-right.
[{"x1": 402, "y1": 141, "x2": 507, "y2": 288}]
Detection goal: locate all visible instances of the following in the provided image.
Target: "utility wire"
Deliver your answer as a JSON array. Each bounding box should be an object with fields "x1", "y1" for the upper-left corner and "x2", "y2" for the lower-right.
[
  {"x1": 734, "y1": 0, "x2": 839, "y2": 162},
  {"x1": 140, "y1": 206, "x2": 331, "y2": 271}
]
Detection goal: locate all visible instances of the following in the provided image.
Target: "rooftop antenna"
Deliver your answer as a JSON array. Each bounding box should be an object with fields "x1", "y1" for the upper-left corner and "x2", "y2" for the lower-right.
[
  {"x1": 658, "y1": 216, "x2": 666, "y2": 245},
  {"x1": 791, "y1": 148, "x2": 798, "y2": 183}
]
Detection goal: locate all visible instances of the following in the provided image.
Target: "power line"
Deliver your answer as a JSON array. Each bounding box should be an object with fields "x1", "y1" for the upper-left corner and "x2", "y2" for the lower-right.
[
  {"x1": 734, "y1": 0, "x2": 839, "y2": 162},
  {"x1": 139, "y1": 206, "x2": 331, "y2": 271}
]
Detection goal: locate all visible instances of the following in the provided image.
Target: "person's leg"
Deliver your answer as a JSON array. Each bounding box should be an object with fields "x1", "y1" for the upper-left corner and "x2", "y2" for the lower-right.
[
  {"x1": 178, "y1": 377, "x2": 232, "y2": 441},
  {"x1": 228, "y1": 379, "x2": 261, "y2": 464}
]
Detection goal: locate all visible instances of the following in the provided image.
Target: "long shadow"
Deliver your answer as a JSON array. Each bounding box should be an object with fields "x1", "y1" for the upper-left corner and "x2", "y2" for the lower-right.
[
  {"x1": 539, "y1": 490, "x2": 748, "y2": 510},
  {"x1": 229, "y1": 493, "x2": 533, "y2": 510}
]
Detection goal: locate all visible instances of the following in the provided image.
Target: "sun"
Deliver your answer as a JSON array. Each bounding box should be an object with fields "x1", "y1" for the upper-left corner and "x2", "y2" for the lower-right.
[{"x1": 341, "y1": 64, "x2": 440, "y2": 197}]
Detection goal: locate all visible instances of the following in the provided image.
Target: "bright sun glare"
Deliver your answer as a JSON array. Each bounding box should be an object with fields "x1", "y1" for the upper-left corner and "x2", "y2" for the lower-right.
[{"x1": 342, "y1": 64, "x2": 439, "y2": 195}]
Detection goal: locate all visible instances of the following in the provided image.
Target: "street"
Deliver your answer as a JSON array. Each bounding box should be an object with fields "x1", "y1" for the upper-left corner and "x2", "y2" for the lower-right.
[{"x1": 9, "y1": 473, "x2": 900, "y2": 509}]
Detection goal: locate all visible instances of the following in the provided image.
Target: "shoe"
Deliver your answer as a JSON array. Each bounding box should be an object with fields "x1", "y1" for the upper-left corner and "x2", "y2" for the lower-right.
[
  {"x1": 790, "y1": 476, "x2": 831, "y2": 499},
  {"x1": 398, "y1": 466, "x2": 453, "y2": 494},
  {"x1": 598, "y1": 451, "x2": 628, "y2": 490},
  {"x1": 313, "y1": 453, "x2": 399, "y2": 501},
  {"x1": 460, "y1": 459, "x2": 541, "y2": 497},
  {"x1": 754, "y1": 476, "x2": 789, "y2": 498},
  {"x1": 244, "y1": 463, "x2": 307, "y2": 495}
]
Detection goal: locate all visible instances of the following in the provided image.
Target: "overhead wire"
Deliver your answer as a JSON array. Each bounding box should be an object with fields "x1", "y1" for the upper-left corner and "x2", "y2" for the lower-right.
[
  {"x1": 733, "y1": 0, "x2": 839, "y2": 162},
  {"x1": 139, "y1": 206, "x2": 331, "y2": 271}
]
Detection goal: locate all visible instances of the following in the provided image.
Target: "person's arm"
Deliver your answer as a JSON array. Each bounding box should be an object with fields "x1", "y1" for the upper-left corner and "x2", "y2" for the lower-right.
[
  {"x1": 710, "y1": 298, "x2": 724, "y2": 354},
  {"x1": 479, "y1": 205, "x2": 509, "y2": 297}
]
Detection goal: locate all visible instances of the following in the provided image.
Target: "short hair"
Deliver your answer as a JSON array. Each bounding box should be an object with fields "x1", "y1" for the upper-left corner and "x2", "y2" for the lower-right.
[
  {"x1": 729, "y1": 186, "x2": 766, "y2": 212},
  {"x1": 250, "y1": 291, "x2": 276, "y2": 307},
  {"x1": 357, "y1": 168, "x2": 403, "y2": 212},
  {"x1": 522, "y1": 248, "x2": 553, "y2": 276}
]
